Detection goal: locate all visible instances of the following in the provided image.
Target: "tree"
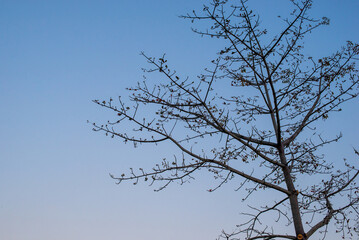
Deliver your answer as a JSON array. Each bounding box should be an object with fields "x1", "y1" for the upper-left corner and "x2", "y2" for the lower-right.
[{"x1": 91, "y1": 0, "x2": 359, "y2": 239}]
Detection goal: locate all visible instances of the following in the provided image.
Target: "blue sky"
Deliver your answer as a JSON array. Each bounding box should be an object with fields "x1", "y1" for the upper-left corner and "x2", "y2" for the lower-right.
[{"x1": 1, "y1": 1, "x2": 358, "y2": 239}]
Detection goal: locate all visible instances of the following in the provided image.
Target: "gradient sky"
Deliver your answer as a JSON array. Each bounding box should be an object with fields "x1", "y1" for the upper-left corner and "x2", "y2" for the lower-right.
[{"x1": 1, "y1": 1, "x2": 358, "y2": 240}]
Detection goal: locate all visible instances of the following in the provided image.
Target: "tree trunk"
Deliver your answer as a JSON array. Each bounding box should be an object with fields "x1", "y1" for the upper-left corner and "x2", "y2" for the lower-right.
[{"x1": 279, "y1": 147, "x2": 306, "y2": 239}]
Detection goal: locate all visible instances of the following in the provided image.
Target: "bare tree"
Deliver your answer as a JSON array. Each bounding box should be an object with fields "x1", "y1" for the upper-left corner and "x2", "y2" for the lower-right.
[{"x1": 91, "y1": 0, "x2": 359, "y2": 239}]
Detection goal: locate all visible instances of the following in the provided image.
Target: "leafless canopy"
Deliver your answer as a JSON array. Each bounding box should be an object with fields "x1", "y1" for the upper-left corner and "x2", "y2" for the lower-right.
[{"x1": 92, "y1": 0, "x2": 359, "y2": 239}]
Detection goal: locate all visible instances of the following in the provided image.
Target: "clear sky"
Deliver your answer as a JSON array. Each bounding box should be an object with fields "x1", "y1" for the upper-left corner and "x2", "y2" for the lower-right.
[{"x1": 1, "y1": 1, "x2": 358, "y2": 240}]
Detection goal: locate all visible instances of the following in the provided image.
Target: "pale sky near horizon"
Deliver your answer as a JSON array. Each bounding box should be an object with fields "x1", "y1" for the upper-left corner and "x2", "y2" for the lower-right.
[{"x1": 1, "y1": 1, "x2": 359, "y2": 240}]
